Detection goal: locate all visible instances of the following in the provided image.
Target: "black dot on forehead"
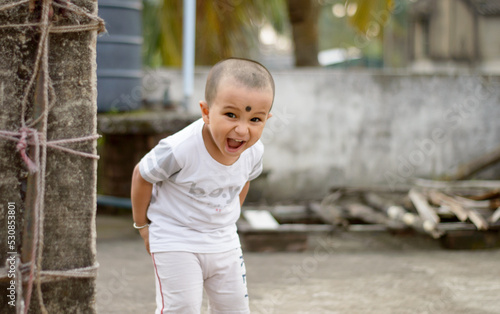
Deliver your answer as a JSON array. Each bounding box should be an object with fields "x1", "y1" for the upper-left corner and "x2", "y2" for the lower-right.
[{"x1": 245, "y1": 106, "x2": 252, "y2": 112}]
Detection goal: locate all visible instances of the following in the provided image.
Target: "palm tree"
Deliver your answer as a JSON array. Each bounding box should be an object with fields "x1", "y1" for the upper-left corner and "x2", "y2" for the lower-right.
[{"x1": 286, "y1": 0, "x2": 320, "y2": 66}]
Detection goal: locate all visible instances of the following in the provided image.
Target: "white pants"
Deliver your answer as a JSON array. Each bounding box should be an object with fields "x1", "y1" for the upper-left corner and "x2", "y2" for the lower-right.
[{"x1": 152, "y1": 248, "x2": 250, "y2": 314}]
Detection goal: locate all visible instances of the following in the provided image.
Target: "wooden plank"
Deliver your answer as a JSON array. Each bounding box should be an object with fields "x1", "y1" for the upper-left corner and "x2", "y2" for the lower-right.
[
  {"x1": 409, "y1": 189, "x2": 440, "y2": 225},
  {"x1": 278, "y1": 224, "x2": 335, "y2": 233},
  {"x1": 386, "y1": 205, "x2": 444, "y2": 238},
  {"x1": 387, "y1": 205, "x2": 407, "y2": 221},
  {"x1": 348, "y1": 224, "x2": 389, "y2": 232},
  {"x1": 453, "y1": 195, "x2": 493, "y2": 209},
  {"x1": 428, "y1": 190, "x2": 468, "y2": 221},
  {"x1": 310, "y1": 200, "x2": 347, "y2": 226},
  {"x1": 344, "y1": 203, "x2": 389, "y2": 225},
  {"x1": 466, "y1": 190, "x2": 500, "y2": 201},
  {"x1": 327, "y1": 185, "x2": 410, "y2": 193},
  {"x1": 467, "y1": 209, "x2": 489, "y2": 230},
  {"x1": 309, "y1": 202, "x2": 330, "y2": 222},
  {"x1": 489, "y1": 207, "x2": 500, "y2": 224},
  {"x1": 271, "y1": 204, "x2": 324, "y2": 224},
  {"x1": 437, "y1": 223, "x2": 479, "y2": 231},
  {"x1": 362, "y1": 193, "x2": 407, "y2": 229},
  {"x1": 438, "y1": 222, "x2": 496, "y2": 231},
  {"x1": 408, "y1": 189, "x2": 445, "y2": 238},
  {"x1": 238, "y1": 223, "x2": 334, "y2": 233},
  {"x1": 363, "y1": 192, "x2": 388, "y2": 210},
  {"x1": 435, "y1": 205, "x2": 459, "y2": 218}
]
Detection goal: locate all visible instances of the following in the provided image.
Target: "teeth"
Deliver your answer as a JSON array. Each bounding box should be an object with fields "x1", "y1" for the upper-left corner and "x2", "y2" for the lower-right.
[{"x1": 233, "y1": 139, "x2": 243, "y2": 142}]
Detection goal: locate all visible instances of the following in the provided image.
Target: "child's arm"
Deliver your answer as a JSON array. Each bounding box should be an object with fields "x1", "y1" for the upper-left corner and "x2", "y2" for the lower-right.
[
  {"x1": 131, "y1": 163, "x2": 153, "y2": 254},
  {"x1": 239, "y1": 181, "x2": 250, "y2": 207}
]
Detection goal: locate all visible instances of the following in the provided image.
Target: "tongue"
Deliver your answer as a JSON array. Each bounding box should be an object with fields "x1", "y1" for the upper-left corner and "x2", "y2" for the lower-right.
[{"x1": 228, "y1": 139, "x2": 242, "y2": 149}]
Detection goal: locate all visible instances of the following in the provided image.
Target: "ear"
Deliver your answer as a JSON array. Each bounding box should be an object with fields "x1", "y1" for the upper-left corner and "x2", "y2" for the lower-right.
[
  {"x1": 200, "y1": 101, "x2": 210, "y2": 124},
  {"x1": 267, "y1": 112, "x2": 273, "y2": 120}
]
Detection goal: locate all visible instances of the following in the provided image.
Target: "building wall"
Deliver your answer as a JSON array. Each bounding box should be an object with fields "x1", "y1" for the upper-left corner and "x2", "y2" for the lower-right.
[
  {"x1": 145, "y1": 68, "x2": 500, "y2": 203},
  {"x1": 409, "y1": 0, "x2": 500, "y2": 73},
  {"x1": 415, "y1": 0, "x2": 476, "y2": 61}
]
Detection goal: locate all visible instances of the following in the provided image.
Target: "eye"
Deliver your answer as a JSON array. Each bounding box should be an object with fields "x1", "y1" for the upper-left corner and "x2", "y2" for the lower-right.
[
  {"x1": 225, "y1": 113, "x2": 236, "y2": 118},
  {"x1": 251, "y1": 117, "x2": 262, "y2": 122}
]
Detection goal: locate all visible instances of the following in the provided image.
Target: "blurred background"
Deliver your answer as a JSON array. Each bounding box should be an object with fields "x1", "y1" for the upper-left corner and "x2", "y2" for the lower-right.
[
  {"x1": 139, "y1": 0, "x2": 500, "y2": 71},
  {"x1": 96, "y1": 0, "x2": 500, "y2": 206},
  {"x1": 94, "y1": 2, "x2": 500, "y2": 311}
]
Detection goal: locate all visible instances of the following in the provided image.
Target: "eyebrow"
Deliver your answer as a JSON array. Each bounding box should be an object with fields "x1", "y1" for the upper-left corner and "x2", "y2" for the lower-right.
[{"x1": 253, "y1": 111, "x2": 267, "y2": 116}]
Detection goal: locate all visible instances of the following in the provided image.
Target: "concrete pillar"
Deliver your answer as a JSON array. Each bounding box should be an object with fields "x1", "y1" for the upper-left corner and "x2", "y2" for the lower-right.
[{"x1": 0, "y1": 0, "x2": 100, "y2": 312}]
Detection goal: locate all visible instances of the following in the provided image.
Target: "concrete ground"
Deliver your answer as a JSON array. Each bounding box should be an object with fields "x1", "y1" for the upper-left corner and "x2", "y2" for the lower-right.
[{"x1": 96, "y1": 214, "x2": 500, "y2": 314}]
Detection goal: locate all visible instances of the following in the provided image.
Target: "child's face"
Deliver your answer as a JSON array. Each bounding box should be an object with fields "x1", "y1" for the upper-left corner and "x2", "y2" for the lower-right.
[{"x1": 200, "y1": 79, "x2": 273, "y2": 165}]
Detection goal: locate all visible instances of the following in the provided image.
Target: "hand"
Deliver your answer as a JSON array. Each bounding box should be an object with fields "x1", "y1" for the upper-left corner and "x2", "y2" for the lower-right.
[{"x1": 138, "y1": 227, "x2": 150, "y2": 255}]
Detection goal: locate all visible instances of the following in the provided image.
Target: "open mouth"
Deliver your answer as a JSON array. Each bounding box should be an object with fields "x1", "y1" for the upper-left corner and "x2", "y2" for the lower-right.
[{"x1": 226, "y1": 138, "x2": 246, "y2": 152}]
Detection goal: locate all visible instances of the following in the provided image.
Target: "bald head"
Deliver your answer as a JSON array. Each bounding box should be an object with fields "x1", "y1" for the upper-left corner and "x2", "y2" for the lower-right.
[{"x1": 205, "y1": 58, "x2": 275, "y2": 107}]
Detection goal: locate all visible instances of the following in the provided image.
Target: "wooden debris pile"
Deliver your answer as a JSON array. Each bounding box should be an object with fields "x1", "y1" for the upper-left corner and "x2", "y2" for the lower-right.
[
  {"x1": 314, "y1": 179, "x2": 500, "y2": 240},
  {"x1": 238, "y1": 180, "x2": 500, "y2": 251},
  {"x1": 408, "y1": 179, "x2": 500, "y2": 238}
]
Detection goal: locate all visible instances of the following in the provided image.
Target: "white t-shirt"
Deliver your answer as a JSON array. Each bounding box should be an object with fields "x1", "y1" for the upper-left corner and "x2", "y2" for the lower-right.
[{"x1": 139, "y1": 118, "x2": 264, "y2": 253}]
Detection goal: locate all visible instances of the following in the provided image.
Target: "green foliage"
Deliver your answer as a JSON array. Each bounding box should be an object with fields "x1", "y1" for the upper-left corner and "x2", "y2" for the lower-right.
[
  {"x1": 318, "y1": 0, "x2": 408, "y2": 67},
  {"x1": 346, "y1": 0, "x2": 394, "y2": 37},
  {"x1": 143, "y1": 0, "x2": 288, "y2": 67}
]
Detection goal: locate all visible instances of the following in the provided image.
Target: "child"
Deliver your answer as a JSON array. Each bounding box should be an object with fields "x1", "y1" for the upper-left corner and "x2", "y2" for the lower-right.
[{"x1": 130, "y1": 58, "x2": 274, "y2": 313}]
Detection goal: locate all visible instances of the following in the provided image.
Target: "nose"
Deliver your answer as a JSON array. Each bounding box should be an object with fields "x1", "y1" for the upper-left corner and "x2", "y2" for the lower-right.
[{"x1": 234, "y1": 121, "x2": 249, "y2": 137}]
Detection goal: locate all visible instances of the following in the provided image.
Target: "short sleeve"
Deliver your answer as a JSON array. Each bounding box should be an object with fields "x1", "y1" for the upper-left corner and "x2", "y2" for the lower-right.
[
  {"x1": 139, "y1": 139, "x2": 181, "y2": 184},
  {"x1": 248, "y1": 140, "x2": 264, "y2": 181}
]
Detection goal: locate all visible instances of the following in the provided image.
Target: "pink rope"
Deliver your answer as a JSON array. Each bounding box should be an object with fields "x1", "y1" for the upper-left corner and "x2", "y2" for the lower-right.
[
  {"x1": 0, "y1": 129, "x2": 99, "y2": 174},
  {"x1": 15, "y1": 128, "x2": 39, "y2": 173}
]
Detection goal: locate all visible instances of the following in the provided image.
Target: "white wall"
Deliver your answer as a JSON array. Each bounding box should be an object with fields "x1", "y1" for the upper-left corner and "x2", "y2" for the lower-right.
[{"x1": 144, "y1": 68, "x2": 500, "y2": 202}]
